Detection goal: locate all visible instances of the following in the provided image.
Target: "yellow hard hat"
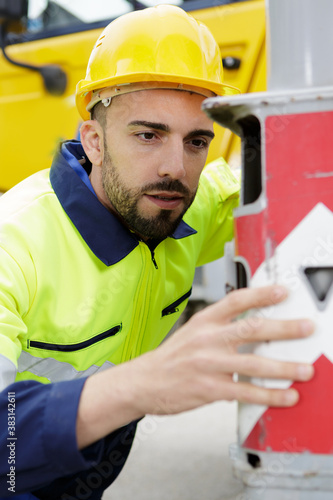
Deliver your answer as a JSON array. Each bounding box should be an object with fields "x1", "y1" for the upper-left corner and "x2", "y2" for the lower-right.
[{"x1": 76, "y1": 4, "x2": 240, "y2": 121}]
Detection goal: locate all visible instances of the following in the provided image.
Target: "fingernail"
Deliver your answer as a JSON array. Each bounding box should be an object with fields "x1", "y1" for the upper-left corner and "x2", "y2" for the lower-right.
[
  {"x1": 298, "y1": 364, "x2": 314, "y2": 380},
  {"x1": 300, "y1": 319, "x2": 315, "y2": 336},
  {"x1": 272, "y1": 286, "x2": 287, "y2": 301},
  {"x1": 285, "y1": 389, "x2": 299, "y2": 405}
]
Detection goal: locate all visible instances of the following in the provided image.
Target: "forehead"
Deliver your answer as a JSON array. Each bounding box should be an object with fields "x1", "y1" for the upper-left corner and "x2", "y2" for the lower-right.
[{"x1": 107, "y1": 89, "x2": 213, "y2": 128}]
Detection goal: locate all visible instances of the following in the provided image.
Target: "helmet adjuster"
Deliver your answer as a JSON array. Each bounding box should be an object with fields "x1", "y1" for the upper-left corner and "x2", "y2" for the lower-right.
[{"x1": 101, "y1": 97, "x2": 112, "y2": 108}]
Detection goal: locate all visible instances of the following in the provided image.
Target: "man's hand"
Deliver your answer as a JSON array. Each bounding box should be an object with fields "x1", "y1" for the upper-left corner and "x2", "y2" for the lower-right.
[
  {"x1": 130, "y1": 284, "x2": 314, "y2": 414},
  {"x1": 77, "y1": 285, "x2": 314, "y2": 448}
]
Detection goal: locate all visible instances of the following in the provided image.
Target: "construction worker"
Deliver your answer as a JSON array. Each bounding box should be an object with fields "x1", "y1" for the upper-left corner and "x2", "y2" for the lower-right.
[{"x1": 0, "y1": 5, "x2": 314, "y2": 499}]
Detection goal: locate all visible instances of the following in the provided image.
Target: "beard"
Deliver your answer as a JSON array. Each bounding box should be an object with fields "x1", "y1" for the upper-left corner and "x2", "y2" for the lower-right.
[{"x1": 101, "y1": 148, "x2": 197, "y2": 240}]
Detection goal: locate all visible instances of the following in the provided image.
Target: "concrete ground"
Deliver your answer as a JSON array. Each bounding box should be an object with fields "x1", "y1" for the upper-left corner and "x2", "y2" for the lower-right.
[{"x1": 104, "y1": 401, "x2": 245, "y2": 500}]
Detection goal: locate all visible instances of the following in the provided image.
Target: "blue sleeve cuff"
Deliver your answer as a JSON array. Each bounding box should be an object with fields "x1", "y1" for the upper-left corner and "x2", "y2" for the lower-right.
[
  {"x1": 0, "y1": 378, "x2": 105, "y2": 495},
  {"x1": 43, "y1": 377, "x2": 105, "y2": 474}
]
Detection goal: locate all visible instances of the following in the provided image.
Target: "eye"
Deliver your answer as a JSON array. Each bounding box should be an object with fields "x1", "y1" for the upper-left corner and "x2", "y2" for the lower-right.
[
  {"x1": 188, "y1": 138, "x2": 208, "y2": 149},
  {"x1": 136, "y1": 131, "x2": 156, "y2": 141}
]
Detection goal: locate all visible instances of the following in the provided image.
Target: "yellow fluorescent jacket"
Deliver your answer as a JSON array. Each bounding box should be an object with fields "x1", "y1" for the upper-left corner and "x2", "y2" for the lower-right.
[{"x1": 0, "y1": 141, "x2": 239, "y2": 386}]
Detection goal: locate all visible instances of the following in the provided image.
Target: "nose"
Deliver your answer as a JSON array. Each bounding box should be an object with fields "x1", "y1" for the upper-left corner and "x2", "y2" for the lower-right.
[{"x1": 157, "y1": 137, "x2": 186, "y2": 180}]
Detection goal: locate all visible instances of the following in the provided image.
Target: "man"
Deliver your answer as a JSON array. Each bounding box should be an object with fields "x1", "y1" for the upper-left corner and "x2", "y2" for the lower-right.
[{"x1": 0, "y1": 5, "x2": 314, "y2": 499}]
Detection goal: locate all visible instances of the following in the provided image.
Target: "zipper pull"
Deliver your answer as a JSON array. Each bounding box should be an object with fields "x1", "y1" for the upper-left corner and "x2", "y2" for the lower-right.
[{"x1": 151, "y1": 250, "x2": 158, "y2": 269}]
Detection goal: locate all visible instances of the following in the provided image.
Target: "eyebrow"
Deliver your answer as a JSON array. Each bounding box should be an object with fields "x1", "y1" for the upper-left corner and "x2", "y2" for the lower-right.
[
  {"x1": 128, "y1": 121, "x2": 215, "y2": 140},
  {"x1": 128, "y1": 120, "x2": 170, "y2": 132},
  {"x1": 185, "y1": 129, "x2": 215, "y2": 140}
]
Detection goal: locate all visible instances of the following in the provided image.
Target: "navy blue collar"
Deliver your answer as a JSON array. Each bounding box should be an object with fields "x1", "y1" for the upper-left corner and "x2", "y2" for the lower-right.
[{"x1": 50, "y1": 141, "x2": 197, "y2": 266}]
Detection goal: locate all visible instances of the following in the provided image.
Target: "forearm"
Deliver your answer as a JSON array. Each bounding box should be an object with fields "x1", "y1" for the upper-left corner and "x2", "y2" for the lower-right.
[{"x1": 76, "y1": 360, "x2": 147, "y2": 449}]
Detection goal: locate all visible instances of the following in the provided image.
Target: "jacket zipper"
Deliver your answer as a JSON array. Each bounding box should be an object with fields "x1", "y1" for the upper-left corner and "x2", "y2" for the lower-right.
[
  {"x1": 161, "y1": 288, "x2": 192, "y2": 317},
  {"x1": 123, "y1": 243, "x2": 153, "y2": 360},
  {"x1": 28, "y1": 324, "x2": 122, "y2": 352},
  {"x1": 150, "y1": 248, "x2": 158, "y2": 269}
]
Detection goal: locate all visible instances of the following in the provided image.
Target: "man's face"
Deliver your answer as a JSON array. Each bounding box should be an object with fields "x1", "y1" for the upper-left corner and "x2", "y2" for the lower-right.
[{"x1": 99, "y1": 89, "x2": 215, "y2": 239}]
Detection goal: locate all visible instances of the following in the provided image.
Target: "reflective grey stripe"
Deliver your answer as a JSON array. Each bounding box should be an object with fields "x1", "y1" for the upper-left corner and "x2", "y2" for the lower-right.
[
  {"x1": 18, "y1": 351, "x2": 114, "y2": 383},
  {"x1": 0, "y1": 354, "x2": 17, "y2": 392}
]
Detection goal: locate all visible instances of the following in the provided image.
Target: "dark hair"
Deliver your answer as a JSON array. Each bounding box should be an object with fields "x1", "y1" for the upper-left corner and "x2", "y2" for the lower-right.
[{"x1": 90, "y1": 101, "x2": 107, "y2": 128}]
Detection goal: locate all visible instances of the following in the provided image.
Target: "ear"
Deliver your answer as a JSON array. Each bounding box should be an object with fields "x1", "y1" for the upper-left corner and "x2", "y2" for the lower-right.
[{"x1": 80, "y1": 120, "x2": 104, "y2": 167}]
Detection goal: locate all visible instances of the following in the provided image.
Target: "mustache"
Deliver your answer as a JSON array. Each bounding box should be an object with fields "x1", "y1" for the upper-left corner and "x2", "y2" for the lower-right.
[{"x1": 141, "y1": 179, "x2": 190, "y2": 196}]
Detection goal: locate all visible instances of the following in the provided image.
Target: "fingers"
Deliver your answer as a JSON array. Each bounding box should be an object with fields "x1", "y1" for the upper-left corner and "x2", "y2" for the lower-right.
[
  {"x1": 190, "y1": 351, "x2": 314, "y2": 408},
  {"x1": 225, "y1": 381, "x2": 300, "y2": 407},
  {"x1": 164, "y1": 285, "x2": 316, "y2": 411},
  {"x1": 203, "y1": 285, "x2": 290, "y2": 323},
  {"x1": 221, "y1": 316, "x2": 314, "y2": 346},
  {"x1": 214, "y1": 353, "x2": 314, "y2": 382},
  {"x1": 190, "y1": 285, "x2": 315, "y2": 347}
]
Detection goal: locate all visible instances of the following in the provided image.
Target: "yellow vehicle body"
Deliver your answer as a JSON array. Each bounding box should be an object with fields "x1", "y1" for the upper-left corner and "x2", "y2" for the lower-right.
[{"x1": 0, "y1": 0, "x2": 265, "y2": 192}]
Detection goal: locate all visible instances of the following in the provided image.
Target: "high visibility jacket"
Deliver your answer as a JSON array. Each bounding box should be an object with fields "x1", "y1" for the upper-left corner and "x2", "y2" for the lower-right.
[
  {"x1": 0, "y1": 141, "x2": 239, "y2": 496},
  {"x1": 0, "y1": 141, "x2": 239, "y2": 387}
]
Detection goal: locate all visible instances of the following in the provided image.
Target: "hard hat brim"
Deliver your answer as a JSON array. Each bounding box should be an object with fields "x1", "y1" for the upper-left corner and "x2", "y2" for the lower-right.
[{"x1": 76, "y1": 74, "x2": 240, "y2": 121}]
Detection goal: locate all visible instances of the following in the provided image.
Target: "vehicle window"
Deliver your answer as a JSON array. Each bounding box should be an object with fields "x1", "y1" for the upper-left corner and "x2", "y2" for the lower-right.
[{"x1": 27, "y1": 0, "x2": 185, "y2": 33}]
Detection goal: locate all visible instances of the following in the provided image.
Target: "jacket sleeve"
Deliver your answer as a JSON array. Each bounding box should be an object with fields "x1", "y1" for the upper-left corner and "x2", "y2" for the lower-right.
[
  {"x1": 0, "y1": 377, "x2": 107, "y2": 496},
  {"x1": 0, "y1": 230, "x2": 135, "y2": 496}
]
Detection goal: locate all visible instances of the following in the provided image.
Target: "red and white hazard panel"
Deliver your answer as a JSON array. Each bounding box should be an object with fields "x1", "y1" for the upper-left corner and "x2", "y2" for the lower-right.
[{"x1": 237, "y1": 110, "x2": 333, "y2": 454}]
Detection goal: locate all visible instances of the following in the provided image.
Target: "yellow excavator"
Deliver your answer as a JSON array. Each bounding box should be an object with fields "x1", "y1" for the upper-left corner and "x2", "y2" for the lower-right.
[{"x1": 0, "y1": 0, "x2": 265, "y2": 192}]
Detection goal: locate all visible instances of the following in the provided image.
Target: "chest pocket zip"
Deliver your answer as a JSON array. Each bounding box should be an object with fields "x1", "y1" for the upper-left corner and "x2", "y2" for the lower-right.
[
  {"x1": 27, "y1": 324, "x2": 122, "y2": 352},
  {"x1": 161, "y1": 288, "x2": 192, "y2": 317}
]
